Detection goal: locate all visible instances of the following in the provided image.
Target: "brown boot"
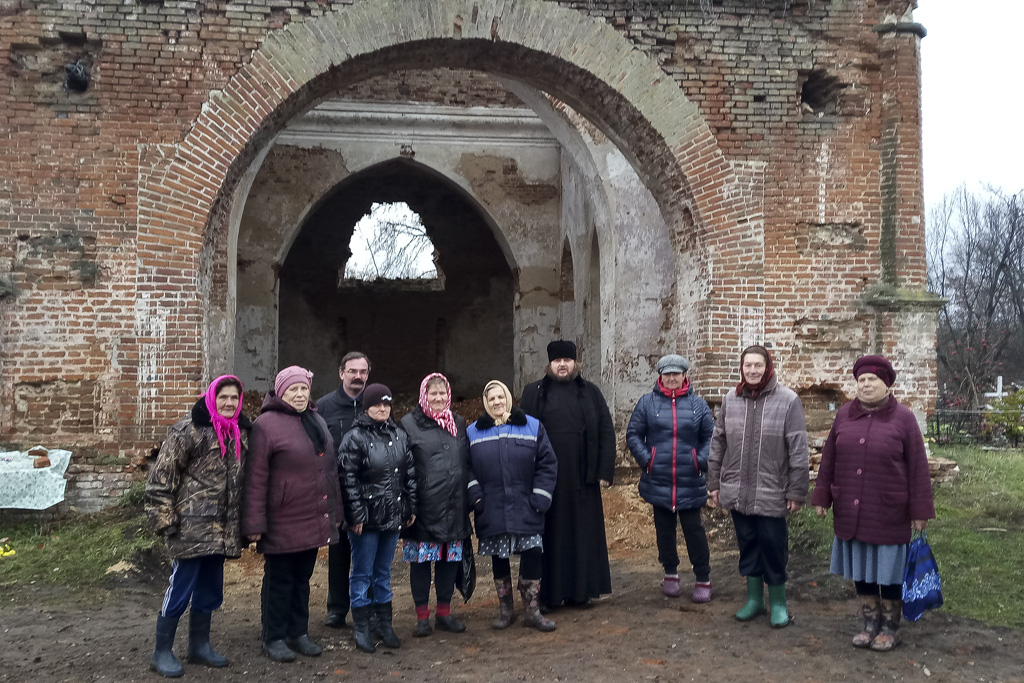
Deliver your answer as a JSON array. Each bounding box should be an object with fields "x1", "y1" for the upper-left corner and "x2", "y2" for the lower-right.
[
  {"x1": 870, "y1": 599, "x2": 902, "y2": 652},
  {"x1": 492, "y1": 577, "x2": 517, "y2": 630},
  {"x1": 852, "y1": 597, "x2": 881, "y2": 648},
  {"x1": 518, "y1": 579, "x2": 556, "y2": 632}
]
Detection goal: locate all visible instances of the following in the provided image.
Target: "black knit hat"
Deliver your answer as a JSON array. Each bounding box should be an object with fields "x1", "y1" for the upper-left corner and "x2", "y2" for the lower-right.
[
  {"x1": 547, "y1": 339, "x2": 577, "y2": 362},
  {"x1": 361, "y1": 383, "x2": 393, "y2": 409}
]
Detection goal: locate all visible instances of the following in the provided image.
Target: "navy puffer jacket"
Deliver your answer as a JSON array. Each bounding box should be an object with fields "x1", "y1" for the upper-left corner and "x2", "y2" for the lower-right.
[{"x1": 626, "y1": 381, "x2": 715, "y2": 512}]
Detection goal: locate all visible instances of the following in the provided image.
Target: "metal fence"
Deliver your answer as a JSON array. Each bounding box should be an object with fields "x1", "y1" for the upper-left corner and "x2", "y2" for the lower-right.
[{"x1": 928, "y1": 409, "x2": 1023, "y2": 447}]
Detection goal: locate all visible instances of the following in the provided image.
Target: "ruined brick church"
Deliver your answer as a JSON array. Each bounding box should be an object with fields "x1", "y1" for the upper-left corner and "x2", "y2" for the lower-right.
[{"x1": 0, "y1": 0, "x2": 939, "y2": 511}]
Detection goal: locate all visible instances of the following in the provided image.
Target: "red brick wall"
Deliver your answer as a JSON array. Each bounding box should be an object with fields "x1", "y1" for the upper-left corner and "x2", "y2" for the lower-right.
[{"x1": 0, "y1": 0, "x2": 933, "y2": 510}]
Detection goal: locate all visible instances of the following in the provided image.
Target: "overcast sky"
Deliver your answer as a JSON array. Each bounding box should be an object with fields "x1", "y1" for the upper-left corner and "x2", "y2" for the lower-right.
[{"x1": 916, "y1": 0, "x2": 1024, "y2": 209}]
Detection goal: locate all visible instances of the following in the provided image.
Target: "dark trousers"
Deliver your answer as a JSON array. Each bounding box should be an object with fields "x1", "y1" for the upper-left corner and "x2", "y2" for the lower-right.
[
  {"x1": 326, "y1": 533, "x2": 352, "y2": 617},
  {"x1": 491, "y1": 547, "x2": 542, "y2": 581},
  {"x1": 160, "y1": 555, "x2": 225, "y2": 619},
  {"x1": 731, "y1": 511, "x2": 789, "y2": 586},
  {"x1": 652, "y1": 505, "x2": 711, "y2": 582},
  {"x1": 261, "y1": 548, "x2": 318, "y2": 642},
  {"x1": 855, "y1": 580, "x2": 902, "y2": 601},
  {"x1": 409, "y1": 560, "x2": 458, "y2": 607}
]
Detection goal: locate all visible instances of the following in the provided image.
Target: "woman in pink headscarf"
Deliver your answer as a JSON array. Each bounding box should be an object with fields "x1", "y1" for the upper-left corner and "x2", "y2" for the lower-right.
[
  {"x1": 399, "y1": 373, "x2": 473, "y2": 637},
  {"x1": 146, "y1": 375, "x2": 250, "y2": 677}
]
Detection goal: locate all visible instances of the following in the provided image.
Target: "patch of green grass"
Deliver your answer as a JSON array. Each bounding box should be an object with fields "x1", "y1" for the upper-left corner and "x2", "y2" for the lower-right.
[
  {"x1": 928, "y1": 445, "x2": 1024, "y2": 628},
  {"x1": 0, "y1": 507, "x2": 161, "y2": 588},
  {"x1": 789, "y1": 504, "x2": 834, "y2": 556},
  {"x1": 802, "y1": 445, "x2": 1024, "y2": 628}
]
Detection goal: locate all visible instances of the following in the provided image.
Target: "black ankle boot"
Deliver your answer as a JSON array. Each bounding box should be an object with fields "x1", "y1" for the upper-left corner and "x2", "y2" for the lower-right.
[
  {"x1": 351, "y1": 605, "x2": 376, "y2": 653},
  {"x1": 151, "y1": 614, "x2": 184, "y2": 678},
  {"x1": 186, "y1": 611, "x2": 228, "y2": 667},
  {"x1": 285, "y1": 633, "x2": 323, "y2": 657},
  {"x1": 262, "y1": 639, "x2": 296, "y2": 662},
  {"x1": 374, "y1": 601, "x2": 401, "y2": 648}
]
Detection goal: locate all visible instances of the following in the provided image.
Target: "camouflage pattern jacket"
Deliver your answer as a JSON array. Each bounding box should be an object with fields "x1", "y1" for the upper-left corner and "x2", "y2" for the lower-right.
[{"x1": 145, "y1": 398, "x2": 252, "y2": 560}]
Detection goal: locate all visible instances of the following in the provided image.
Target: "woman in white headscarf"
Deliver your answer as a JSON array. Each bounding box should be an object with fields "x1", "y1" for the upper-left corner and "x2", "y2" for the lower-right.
[{"x1": 466, "y1": 380, "x2": 559, "y2": 632}]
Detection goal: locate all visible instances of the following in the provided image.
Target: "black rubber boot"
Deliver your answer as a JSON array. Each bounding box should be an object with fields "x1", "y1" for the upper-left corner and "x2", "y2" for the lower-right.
[
  {"x1": 351, "y1": 605, "x2": 376, "y2": 654},
  {"x1": 374, "y1": 602, "x2": 401, "y2": 648},
  {"x1": 151, "y1": 614, "x2": 184, "y2": 678},
  {"x1": 186, "y1": 611, "x2": 228, "y2": 667}
]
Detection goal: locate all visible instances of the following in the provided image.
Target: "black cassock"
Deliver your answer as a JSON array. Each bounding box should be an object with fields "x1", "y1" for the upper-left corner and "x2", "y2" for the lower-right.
[{"x1": 536, "y1": 381, "x2": 612, "y2": 606}]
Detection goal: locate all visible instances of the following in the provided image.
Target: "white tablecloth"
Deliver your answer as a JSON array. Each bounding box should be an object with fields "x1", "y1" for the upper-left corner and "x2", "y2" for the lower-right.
[{"x1": 0, "y1": 448, "x2": 72, "y2": 510}]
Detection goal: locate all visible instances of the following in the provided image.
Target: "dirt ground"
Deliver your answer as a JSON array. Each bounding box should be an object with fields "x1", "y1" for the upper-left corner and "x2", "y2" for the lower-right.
[{"x1": 2, "y1": 482, "x2": 1022, "y2": 683}]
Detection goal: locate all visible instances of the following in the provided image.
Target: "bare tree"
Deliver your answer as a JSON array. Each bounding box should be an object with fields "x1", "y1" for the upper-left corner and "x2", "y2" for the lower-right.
[
  {"x1": 927, "y1": 187, "x2": 1024, "y2": 409},
  {"x1": 345, "y1": 203, "x2": 438, "y2": 281}
]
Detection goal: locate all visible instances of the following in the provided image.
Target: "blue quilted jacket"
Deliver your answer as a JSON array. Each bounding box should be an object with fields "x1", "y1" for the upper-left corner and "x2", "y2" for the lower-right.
[{"x1": 626, "y1": 382, "x2": 714, "y2": 512}]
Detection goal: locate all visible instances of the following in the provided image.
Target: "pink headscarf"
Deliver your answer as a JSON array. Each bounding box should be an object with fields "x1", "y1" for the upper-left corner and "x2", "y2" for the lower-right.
[
  {"x1": 418, "y1": 373, "x2": 458, "y2": 437},
  {"x1": 204, "y1": 375, "x2": 243, "y2": 460}
]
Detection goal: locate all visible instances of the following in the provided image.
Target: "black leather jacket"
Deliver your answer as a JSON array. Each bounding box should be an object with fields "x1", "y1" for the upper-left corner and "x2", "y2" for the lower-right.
[
  {"x1": 399, "y1": 407, "x2": 472, "y2": 544},
  {"x1": 339, "y1": 413, "x2": 417, "y2": 532}
]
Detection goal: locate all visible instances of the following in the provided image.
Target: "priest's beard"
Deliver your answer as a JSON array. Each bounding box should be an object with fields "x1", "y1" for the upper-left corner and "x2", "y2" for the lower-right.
[{"x1": 546, "y1": 365, "x2": 580, "y2": 383}]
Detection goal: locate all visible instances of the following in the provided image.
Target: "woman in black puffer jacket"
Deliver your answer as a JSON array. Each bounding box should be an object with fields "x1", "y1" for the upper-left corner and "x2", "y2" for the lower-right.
[
  {"x1": 399, "y1": 373, "x2": 472, "y2": 638},
  {"x1": 626, "y1": 354, "x2": 715, "y2": 603},
  {"x1": 339, "y1": 384, "x2": 417, "y2": 654}
]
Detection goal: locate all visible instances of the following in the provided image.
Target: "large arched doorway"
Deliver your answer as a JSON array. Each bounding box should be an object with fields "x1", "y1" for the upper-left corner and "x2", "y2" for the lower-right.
[
  {"x1": 136, "y1": 0, "x2": 754, "y2": 441},
  {"x1": 277, "y1": 159, "x2": 514, "y2": 399}
]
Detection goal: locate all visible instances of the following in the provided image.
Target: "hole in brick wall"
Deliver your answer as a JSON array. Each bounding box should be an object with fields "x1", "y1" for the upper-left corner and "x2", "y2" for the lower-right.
[
  {"x1": 343, "y1": 202, "x2": 443, "y2": 284},
  {"x1": 277, "y1": 160, "x2": 514, "y2": 398},
  {"x1": 798, "y1": 384, "x2": 847, "y2": 432},
  {"x1": 800, "y1": 68, "x2": 847, "y2": 114}
]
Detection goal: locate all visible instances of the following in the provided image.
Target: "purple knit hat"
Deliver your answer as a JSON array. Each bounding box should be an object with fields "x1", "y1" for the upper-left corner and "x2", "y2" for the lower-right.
[
  {"x1": 274, "y1": 365, "x2": 312, "y2": 397},
  {"x1": 852, "y1": 355, "x2": 896, "y2": 387}
]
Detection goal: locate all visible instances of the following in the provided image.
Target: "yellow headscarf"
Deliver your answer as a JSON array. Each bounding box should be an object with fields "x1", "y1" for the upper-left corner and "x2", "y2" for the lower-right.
[{"x1": 482, "y1": 380, "x2": 513, "y2": 426}]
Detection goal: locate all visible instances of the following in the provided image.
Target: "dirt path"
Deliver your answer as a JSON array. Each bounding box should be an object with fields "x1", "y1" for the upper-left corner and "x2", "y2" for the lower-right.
[{"x1": 2, "y1": 487, "x2": 1022, "y2": 683}]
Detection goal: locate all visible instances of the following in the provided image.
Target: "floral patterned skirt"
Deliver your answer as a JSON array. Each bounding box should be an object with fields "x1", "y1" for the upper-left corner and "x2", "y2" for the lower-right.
[{"x1": 402, "y1": 539, "x2": 463, "y2": 563}]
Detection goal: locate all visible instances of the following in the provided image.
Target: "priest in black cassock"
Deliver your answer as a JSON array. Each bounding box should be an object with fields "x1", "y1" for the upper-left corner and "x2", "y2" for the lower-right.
[{"x1": 520, "y1": 340, "x2": 615, "y2": 609}]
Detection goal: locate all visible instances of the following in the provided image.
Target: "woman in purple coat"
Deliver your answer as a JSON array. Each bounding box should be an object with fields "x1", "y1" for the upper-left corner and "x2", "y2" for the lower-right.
[
  {"x1": 243, "y1": 366, "x2": 343, "y2": 663},
  {"x1": 813, "y1": 355, "x2": 935, "y2": 652}
]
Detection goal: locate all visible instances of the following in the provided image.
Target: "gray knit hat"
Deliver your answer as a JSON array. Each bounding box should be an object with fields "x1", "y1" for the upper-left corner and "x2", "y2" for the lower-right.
[{"x1": 656, "y1": 354, "x2": 690, "y2": 375}]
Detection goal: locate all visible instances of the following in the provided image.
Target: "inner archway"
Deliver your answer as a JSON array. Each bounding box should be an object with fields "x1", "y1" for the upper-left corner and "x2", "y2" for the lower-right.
[{"x1": 278, "y1": 160, "x2": 514, "y2": 399}]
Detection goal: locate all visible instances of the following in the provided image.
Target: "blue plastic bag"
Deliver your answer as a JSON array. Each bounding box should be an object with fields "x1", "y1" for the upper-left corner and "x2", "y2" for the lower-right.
[{"x1": 902, "y1": 530, "x2": 943, "y2": 621}]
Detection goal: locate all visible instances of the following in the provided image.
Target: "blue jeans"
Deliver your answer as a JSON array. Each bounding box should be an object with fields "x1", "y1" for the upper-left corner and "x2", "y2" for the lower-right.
[{"x1": 349, "y1": 530, "x2": 399, "y2": 608}]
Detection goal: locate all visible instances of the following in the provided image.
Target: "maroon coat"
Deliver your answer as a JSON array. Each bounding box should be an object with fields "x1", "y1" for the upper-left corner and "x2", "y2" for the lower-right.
[
  {"x1": 812, "y1": 395, "x2": 935, "y2": 546},
  {"x1": 242, "y1": 393, "x2": 343, "y2": 555}
]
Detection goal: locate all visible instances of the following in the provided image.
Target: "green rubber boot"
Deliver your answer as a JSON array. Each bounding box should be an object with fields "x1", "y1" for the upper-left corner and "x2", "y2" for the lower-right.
[
  {"x1": 768, "y1": 583, "x2": 791, "y2": 628},
  {"x1": 734, "y1": 576, "x2": 767, "y2": 621}
]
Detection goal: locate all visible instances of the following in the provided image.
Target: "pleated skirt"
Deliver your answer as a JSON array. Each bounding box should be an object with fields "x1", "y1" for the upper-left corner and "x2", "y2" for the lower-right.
[{"x1": 829, "y1": 537, "x2": 908, "y2": 585}]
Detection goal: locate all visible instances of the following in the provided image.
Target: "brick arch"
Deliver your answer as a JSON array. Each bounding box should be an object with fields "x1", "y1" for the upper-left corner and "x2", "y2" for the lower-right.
[{"x1": 137, "y1": 0, "x2": 754, "y2": 436}]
